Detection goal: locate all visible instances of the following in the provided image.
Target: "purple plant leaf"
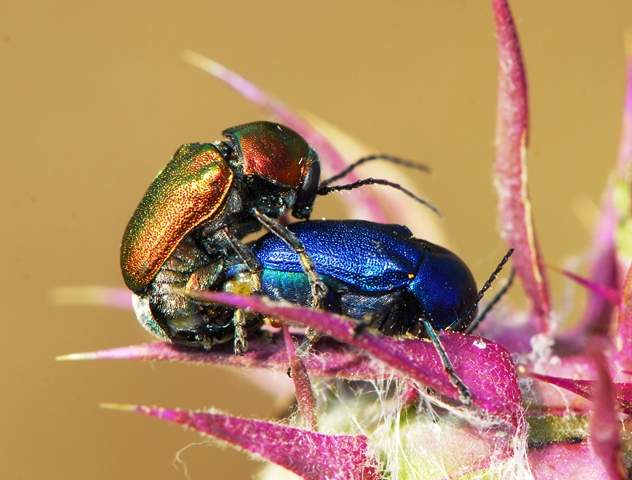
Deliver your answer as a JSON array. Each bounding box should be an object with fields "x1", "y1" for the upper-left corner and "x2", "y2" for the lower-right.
[
  {"x1": 526, "y1": 372, "x2": 632, "y2": 416},
  {"x1": 199, "y1": 291, "x2": 523, "y2": 424},
  {"x1": 283, "y1": 324, "x2": 317, "y2": 430},
  {"x1": 574, "y1": 209, "x2": 619, "y2": 338},
  {"x1": 491, "y1": 0, "x2": 551, "y2": 333},
  {"x1": 105, "y1": 404, "x2": 380, "y2": 480},
  {"x1": 617, "y1": 263, "x2": 632, "y2": 366},
  {"x1": 577, "y1": 34, "x2": 632, "y2": 341},
  {"x1": 181, "y1": 51, "x2": 388, "y2": 223},
  {"x1": 529, "y1": 441, "x2": 617, "y2": 479},
  {"x1": 587, "y1": 341, "x2": 626, "y2": 480}
]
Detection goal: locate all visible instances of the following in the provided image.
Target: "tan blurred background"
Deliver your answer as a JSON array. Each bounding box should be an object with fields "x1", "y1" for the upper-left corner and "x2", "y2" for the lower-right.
[{"x1": 3, "y1": 2, "x2": 632, "y2": 478}]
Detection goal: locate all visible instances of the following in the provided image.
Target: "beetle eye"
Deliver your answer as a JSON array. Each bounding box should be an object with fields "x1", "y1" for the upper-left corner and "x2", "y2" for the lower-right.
[{"x1": 293, "y1": 159, "x2": 320, "y2": 219}]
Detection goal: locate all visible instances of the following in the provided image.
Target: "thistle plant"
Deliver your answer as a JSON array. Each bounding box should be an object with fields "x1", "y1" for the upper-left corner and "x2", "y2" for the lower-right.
[{"x1": 58, "y1": 0, "x2": 632, "y2": 478}]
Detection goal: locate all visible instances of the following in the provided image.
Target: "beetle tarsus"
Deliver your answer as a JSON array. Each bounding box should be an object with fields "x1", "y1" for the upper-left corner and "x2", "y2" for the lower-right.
[
  {"x1": 296, "y1": 328, "x2": 321, "y2": 356},
  {"x1": 233, "y1": 308, "x2": 248, "y2": 356},
  {"x1": 422, "y1": 319, "x2": 471, "y2": 406},
  {"x1": 354, "y1": 312, "x2": 380, "y2": 336}
]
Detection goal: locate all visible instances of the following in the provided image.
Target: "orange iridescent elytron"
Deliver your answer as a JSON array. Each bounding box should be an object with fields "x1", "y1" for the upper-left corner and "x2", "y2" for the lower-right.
[{"x1": 121, "y1": 143, "x2": 234, "y2": 292}]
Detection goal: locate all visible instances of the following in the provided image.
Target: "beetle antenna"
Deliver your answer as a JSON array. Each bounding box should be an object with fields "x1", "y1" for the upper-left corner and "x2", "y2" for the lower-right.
[
  {"x1": 318, "y1": 178, "x2": 441, "y2": 216},
  {"x1": 458, "y1": 248, "x2": 514, "y2": 333},
  {"x1": 320, "y1": 154, "x2": 430, "y2": 186},
  {"x1": 465, "y1": 268, "x2": 515, "y2": 334}
]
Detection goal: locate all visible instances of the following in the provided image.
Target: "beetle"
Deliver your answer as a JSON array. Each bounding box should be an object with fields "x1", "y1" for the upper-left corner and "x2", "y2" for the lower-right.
[
  {"x1": 122, "y1": 121, "x2": 433, "y2": 353},
  {"x1": 132, "y1": 219, "x2": 513, "y2": 403},
  {"x1": 121, "y1": 122, "x2": 322, "y2": 292}
]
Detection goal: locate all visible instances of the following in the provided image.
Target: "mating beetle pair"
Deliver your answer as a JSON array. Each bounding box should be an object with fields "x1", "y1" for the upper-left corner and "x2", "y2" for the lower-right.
[
  {"x1": 122, "y1": 121, "x2": 432, "y2": 354},
  {"x1": 131, "y1": 219, "x2": 512, "y2": 403},
  {"x1": 121, "y1": 121, "x2": 328, "y2": 353},
  {"x1": 121, "y1": 121, "x2": 513, "y2": 403}
]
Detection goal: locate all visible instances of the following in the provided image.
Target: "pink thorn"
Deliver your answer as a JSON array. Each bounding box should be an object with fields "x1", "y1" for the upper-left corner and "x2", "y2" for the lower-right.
[
  {"x1": 577, "y1": 33, "x2": 632, "y2": 339},
  {"x1": 574, "y1": 213, "x2": 619, "y2": 337},
  {"x1": 50, "y1": 286, "x2": 133, "y2": 309},
  {"x1": 552, "y1": 267, "x2": 621, "y2": 305},
  {"x1": 101, "y1": 287, "x2": 134, "y2": 309},
  {"x1": 127, "y1": 405, "x2": 381, "y2": 480},
  {"x1": 526, "y1": 371, "x2": 632, "y2": 416},
  {"x1": 57, "y1": 337, "x2": 393, "y2": 381},
  {"x1": 491, "y1": 0, "x2": 551, "y2": 333}
]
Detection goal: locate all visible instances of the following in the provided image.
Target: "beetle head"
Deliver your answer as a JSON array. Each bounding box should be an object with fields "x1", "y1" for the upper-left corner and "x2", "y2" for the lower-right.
[{"x1": 222, "y1": 121, "x2": 320, "y2": 219}]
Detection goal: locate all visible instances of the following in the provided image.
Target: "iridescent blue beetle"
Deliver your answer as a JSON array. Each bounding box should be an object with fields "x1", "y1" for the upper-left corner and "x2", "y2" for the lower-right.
[{"x1": 132, "y1": 219, "x2": 513, "y2": 403}]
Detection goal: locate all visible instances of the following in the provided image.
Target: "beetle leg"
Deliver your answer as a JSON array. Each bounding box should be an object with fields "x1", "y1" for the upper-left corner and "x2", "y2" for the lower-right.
[
  {"x1": 422, "y1": 319, "x2": 472, "y2": 406},
  {"x1": 218, "y1": 227, "x2": 263, "y2": 294},
  {"x1": 253, "y1": 210, "x2": 328, "y2": 310},
  {"x1": 353, "y1": 313, "x2": 378, "y2": 336},
  {"x1": 296, "y1": 328, "x2": 321, "y2": 356},
  {"x1": 353, "y1": 295, "x2": 403, "y2": 336},
  {"x1": 217, "y1": 227, "x2": 264, "y2": 355},
  {"x1": 233, "y1": 308, "x2": 248, "y2": 355}
]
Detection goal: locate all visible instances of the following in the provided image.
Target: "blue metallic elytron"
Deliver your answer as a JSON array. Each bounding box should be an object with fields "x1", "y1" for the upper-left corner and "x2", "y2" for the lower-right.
[{"x1": 234, "y1": 220, "x2": 480, "y2": 335}]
